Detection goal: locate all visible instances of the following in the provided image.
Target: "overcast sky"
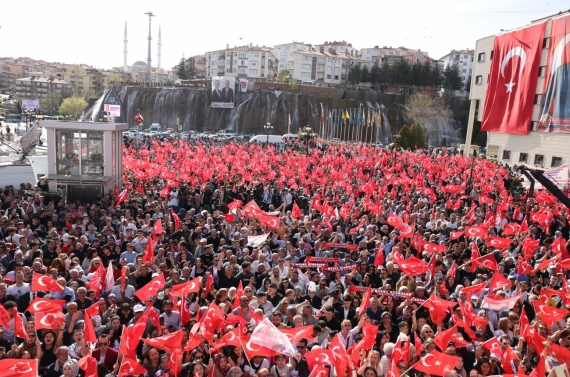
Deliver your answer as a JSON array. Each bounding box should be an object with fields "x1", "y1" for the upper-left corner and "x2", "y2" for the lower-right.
[{"x1": 1, "y1": 0, "x2": 566, "y2": 70}]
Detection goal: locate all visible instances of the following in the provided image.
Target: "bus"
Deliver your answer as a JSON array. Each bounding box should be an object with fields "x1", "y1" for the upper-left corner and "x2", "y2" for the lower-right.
[{"x1": 5, "y1": 114, "x2": 22, "y2": 123}]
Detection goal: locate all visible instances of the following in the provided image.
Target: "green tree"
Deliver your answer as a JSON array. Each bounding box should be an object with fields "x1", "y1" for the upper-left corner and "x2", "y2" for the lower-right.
[
  {"x1": 442, "y1": 64, "x2": 463, "y2": 98},
  {"x1": 430, "y1": 64, "x2": 443, "y2": 89},
  {"x1": 381, "y1": 60, "x2": 392, "y2": 86},
  {"x1": 105, "y1": 73, "x2": 123, "y2": 89},
  {"x1": 278, "y1": 70, "x2": 290, "y2": 83},
  {"x1": 369, "y1": 62, "x2": 381, "y2": 86},
  {"x1": 348, "y1": 64, "x2": 362, "y2": 85},
  {"x1": 175, "y1": 55, "x2": 188, "y2": 80},
  {"x1": 59, "y1": 95, "x2": 88, "y2": 119},
  {"x1": 40, "y1": 92, "x2": 62, "y2": 115},
  {"x1": 185, "y1": 58, "x2": 196, "y2": 79},
  {"x1": 360, "y1": 65, "x2": 370, "y2": 83},
  {"x1": 394, "y1": 123, "x2": 427, "y2": 150},
  {"x1": 392, "y1": 59, "x2": 412, "y2": 87},
  {"x1": 464, "y1": 74, "x2": 472, "y2": 94},
  {"x1": 411, "y1": 62, "x2": 423, "y2": 87},
  {"x1": 421, "y1": 61, "x2": 433, "y2": 88}
]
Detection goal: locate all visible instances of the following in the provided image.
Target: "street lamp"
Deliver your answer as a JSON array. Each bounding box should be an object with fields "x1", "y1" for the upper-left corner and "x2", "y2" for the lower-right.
[
  {"x1": 300, "y1": 125, "x2": 316, "y2": 153},
  {"x1": 264, "y1": 122, "x2": 273, "y2": 144}
]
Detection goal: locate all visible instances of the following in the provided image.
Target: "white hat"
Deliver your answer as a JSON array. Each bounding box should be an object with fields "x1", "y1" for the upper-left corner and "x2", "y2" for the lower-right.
[
  {"x1": 133, "y1": 304, "x2": 145, "y2": 312},
  {"x1": 308, "y1": 282, "x2": 317, "y2": 292}
]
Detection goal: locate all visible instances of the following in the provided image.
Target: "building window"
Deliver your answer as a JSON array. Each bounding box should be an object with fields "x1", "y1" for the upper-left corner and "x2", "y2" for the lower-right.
[
  {"x1": 326, "y1": 74, "x2": 331, "y2": 79},
  {"x1": 552, "y1": 157, "x2": 563, "y2": 167},
  {"x1": 539, "y1": 66, "x2": 545, "y2": 76},
  {"x1": 334, "y1": 75, "x2": 339, "y2": 80},
  {"x1": 478, "y1": 53, "x2": 485, "y2": 62},
  {"x1": 475, "y1": 75, "x2": 483, "y2": 85},
  {"x1": 211, "y1": 61, "x2": 217, "y2": 66},
  {"x1": 252, "y1": 53, "x2": 259, "y2": 58},
  {"x1": 301, "y1": 72, "x2": 311, "y2": 78},
  {"x1": 530, "y1": 121, "x2": 537, "y2": 131},
  {"x1": 502, "y1": 150, "x2": 511, "y2": 160},
  {"x1": 534, "y1": 94, "x2": 540, "y2": 104},
  {"x1": 543, "y1": 37, "x2": 550, "y2": 48},
  {"x1": 250, "y1": 61, "x2": 258, "y2": 66},
  {"x1": 302, "y1": 64, "x2": 311, "y2": 69},
  {"x1": 238, "y1": 68, "x2": 246, "y2": 74},
  {"x1": 519, "y1": 153, "x2": 528, "y2": 163},
  {"x1": 249, "y1": 69, "x2": 258, "y2": 74},
  {"x1": 534, "y1": 155, "x2": 544, "y2": 166},
  {"x1": 238, "y1": 52, "x2": 247, "y2": 58}
]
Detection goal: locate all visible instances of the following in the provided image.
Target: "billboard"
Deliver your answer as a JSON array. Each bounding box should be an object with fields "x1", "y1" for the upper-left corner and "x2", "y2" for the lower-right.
[
  {"x1": 211, "y1": 77, "x2": 235, "y2": 108},
  {"x1": 22, "y1": 100, "x2": 39, "y2": 111},
  {"x1": 538, "y1": 14, "x2": 570, "y2": 132},
  {"x1": 104, "y1": 104, "x2": 121, "y2": 117},
  {"x1": 239, "y1": 78, "x2": 248, "y2": 92}
]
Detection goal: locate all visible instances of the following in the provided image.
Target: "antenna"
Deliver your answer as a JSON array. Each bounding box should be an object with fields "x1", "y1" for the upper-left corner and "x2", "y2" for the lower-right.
[{"x1": 144, "y1": 11, "x2": 156, "y2": 83}]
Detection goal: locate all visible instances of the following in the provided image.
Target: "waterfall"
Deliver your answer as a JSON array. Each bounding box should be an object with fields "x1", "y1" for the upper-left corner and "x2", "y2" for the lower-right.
[{"x1": 378, "y1": 108, "x2": 394, "y2": 145}]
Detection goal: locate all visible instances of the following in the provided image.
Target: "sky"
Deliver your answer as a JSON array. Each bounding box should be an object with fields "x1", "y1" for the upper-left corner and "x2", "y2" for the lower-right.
[{"x1": 1, "y1": 0, "x2": 568, "y2": 70}]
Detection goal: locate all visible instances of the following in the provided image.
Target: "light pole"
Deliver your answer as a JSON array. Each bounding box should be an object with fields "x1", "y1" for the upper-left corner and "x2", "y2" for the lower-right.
[
  {"x1": 264, "y1": 122, "x2": 273, "y2": 144},
  {"x1": 300, "y1": 125, "x2": 315, "y2": 153}
]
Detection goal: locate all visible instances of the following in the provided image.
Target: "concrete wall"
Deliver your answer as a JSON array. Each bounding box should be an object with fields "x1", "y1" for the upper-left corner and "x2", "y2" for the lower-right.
[{"x1": 253, "y1": 82, "x2": 345, "y2": 99}]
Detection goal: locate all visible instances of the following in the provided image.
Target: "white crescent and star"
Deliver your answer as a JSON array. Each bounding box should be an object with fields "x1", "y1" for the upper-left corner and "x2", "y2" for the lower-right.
[
  {"x1": 10, "y1": 362, "x2": 33, "y2": 373},
  {"x1": 32, "y1": 301, "x2": 48, "y2": 312},
  {"x1": 501, "y1": 46, "x2": 527, "y2": 93},
  {"x1": 319, "y1": 353, "x2": 331, "y2": 364},
  {"x1": 421, "y1": 353, "x2": 438, "y2": 367},
  {"x1": 39, "y1": 313, "x2": 56, "y2": 327},
  {"x1": 550, "y1": 34, "x2": 570, "y2": 75},
  {"x1": 246, "y1": 341, "x2": 261, "y2": 352}
]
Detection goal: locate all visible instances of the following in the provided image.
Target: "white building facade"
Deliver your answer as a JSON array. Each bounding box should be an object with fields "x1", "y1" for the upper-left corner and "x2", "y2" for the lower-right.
[
  {"x1": 439, "y1": 49, "x2": 474, "y2": 98},
  {"x1": 465, "y1": 11, "x2": 570, "y2": 169},
  {"x1": 207, "y1": 44, "x2": 278, "y2": 80},
  {"x1": 273, "y1": 42, "x2": 311, "y2": 73},
  {"x1": 288, "y1": 50, "x2": 372, "y2": 85}
]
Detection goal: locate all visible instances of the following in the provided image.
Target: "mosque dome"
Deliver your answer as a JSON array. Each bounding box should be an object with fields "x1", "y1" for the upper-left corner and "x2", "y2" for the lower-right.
[{"x1": 133, "y1": 61, "x2": 148, "y2": 66}]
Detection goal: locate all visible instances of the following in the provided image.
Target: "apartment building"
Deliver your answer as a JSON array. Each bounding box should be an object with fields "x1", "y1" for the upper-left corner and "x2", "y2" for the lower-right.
[
  {"x1": 288, "y1": 49, "x2": 372, "y2": 85},
  {"x1": 439, "y1": 49, "x2": 474, "y2": 98},
  {"x1": 360, "y1": 46, "x2": 432, "y2": 66},
  {"x1": 0, "y1": 68, "x2": 16, "y2": 90},
  {"x1": 14, "y1": 75, "x2": 72, "y2": 99},
  {"x1": 207, "y1": 44, "x2": 278, "y2": 80},
  {"x1": 273, "y1": 42, "x2": 311, "y2": 73},
  {"x1": 59, "y1": 65, "x2": 103, "y2": 97},
  {"x1": 191, "y1": 54, "x2": 208, "y2": 79},
  {"x1": 314, "y1": 41, "x2": 358, "y2": 56},
  {"x1": 465, "y1": 10, "x2": 570, "y2": 169}
]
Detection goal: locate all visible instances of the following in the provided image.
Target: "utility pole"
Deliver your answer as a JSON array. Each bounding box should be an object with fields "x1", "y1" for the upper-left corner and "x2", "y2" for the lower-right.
[{"x1": 144, "y1": 11, "x2": 156, "y2": 83}]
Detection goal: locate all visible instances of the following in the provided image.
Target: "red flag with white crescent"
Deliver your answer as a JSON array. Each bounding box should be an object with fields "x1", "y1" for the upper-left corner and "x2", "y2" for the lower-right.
[{"x1": 481, "y1": 21, "x2": 546, "y2": 134}]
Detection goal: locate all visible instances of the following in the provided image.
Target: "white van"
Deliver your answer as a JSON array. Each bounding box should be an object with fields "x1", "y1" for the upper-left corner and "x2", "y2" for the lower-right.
[
  {"x1": 249, "y1": 135, "x2": 283, "y2": 144},
  {"x1": 282, "y1": 133, "x2": 298, "y2": 141}
]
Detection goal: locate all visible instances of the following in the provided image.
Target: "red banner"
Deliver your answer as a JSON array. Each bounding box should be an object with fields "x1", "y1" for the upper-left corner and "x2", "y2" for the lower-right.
[
  {"x1": 306, "y1": 257, "x2": 341, "y2": 264},
  {"x1": 538, "y1": 15, "x2": 570, "y2": 132},
  {"x1": 292, "y1": 263, "x2": 327, "y2": 269},
  {"x1": 481, "y1": 21, "x2": 546, "y2": 134},
  {"x1": 322, "y1": 265, "x2": 358, "y2": 272},
  {"x1": 322, "y1": 243, "x2": 358, "y2": 250}
]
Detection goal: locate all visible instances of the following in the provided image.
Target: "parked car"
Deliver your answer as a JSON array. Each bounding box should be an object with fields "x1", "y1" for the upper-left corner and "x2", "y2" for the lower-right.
[
  {"x1": 149, "y1": 123, "x2": 160, "y2": 133},
  {"x1": 249, "y1": 135, "x2": 284, "y2": 144}
]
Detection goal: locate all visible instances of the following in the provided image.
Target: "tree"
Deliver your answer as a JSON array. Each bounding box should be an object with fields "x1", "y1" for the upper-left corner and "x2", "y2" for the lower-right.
[
  {"x1": 405, "y1": 93, "x2": 452, "y2": 145},
  {"x1": 411, "y1": 62, "x2": 423, "y2": 88},
  {"x1": 105, "y1": 73, "x2": 123, "y2": 89},
  {"x1": 430, "y1": 64, "x2": 443, "y2": 89},
  {"x1": 277, "y1": 70, "x2": 290, "y2": 83},
  {"x1": 394, "y1": 124, "x2": 427, "y2": 150},
  {"x1": 348, "y1": 64, "x2": 362, "y2": 85},
  {"x1": 175, "y1": 55, "x2": 188, "y2": 80},
  {"x1": 380, "y1": 60, "x2": 392, "y2": 86},
  {"x1": 369, "y1": 62, "x2": 381, "y2": 87},
  {"x1": 464, "y1": 74, "x2": 472, "y2": 94},
  {"x1": 392, "y1": 59, "x2": 412, "y2": 87},
  {"x1": 442, "y1": 64, "x2": 463, "y2": 98},
  {"x1": 360, "y1": 65, "x2": 370, "y2": 83},
  {"x1": 185, "y1": 58, "x2": 196, "y2": 79},
  {"x1": 59, "y1": 95, "x2": 88, "y2": 119},
  {"x1": 40, "y1": 92, "x2": 62, "y2": 115}
]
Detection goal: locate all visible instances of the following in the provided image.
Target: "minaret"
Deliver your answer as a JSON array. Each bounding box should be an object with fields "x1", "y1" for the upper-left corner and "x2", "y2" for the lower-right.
[
  {"x1": 157, "y1": 25, "x2": 162, "y2": 69},
  {"x1": 123, "y1": 22, "x2": 128, "y2": 73}
]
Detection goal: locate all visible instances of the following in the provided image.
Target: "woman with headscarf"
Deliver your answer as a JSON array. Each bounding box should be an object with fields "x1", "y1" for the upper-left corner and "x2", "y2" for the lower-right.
[
  {"x1": 207, "y1": 353, "x2": 231, "y2": 377},
  {"x1": 61, "y1": 360, "x2": 79, "y2": 377}
]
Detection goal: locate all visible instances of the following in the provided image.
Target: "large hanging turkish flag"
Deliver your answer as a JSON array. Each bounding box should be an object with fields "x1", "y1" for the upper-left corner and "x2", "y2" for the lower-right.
[
  {"x1": 481, "y1": 21, "x2": 546, "y2": 134},
  {"x1": 538, "y1": 15, "x2": 570, "y2": 132}
]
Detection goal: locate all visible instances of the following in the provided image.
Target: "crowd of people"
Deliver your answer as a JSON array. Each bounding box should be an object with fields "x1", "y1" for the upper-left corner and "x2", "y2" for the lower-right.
[{"x1": 0, "y1": 136, "x2": 568, "y2": 377}]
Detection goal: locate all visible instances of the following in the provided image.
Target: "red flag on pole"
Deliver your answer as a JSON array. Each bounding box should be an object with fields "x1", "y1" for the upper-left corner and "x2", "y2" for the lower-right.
[
  {"x1": 170, "y1": 208, "x2": 180, "y2": 230},
  {"x1": 292, "y1": 202, "x2": 302, "y2": 219},
  {"x1": 13, "y1": 308, "x2": 29, "y2": 341},
  {"x1": 118, "y1": 356, "x2": 148, "y2": 377},
  {"x1": 412, "y1": 350, "x2": 462, "y2": 376}
]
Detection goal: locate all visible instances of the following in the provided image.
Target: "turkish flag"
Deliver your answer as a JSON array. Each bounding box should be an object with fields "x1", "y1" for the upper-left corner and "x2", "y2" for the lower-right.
[
  {"x1": 488, "y1": 271, "x2": 512, "y2": 291},
  {"x1": 502, "y1": 222, "x2": 521, "y2": 236},
  {"x1": 517, "y1": 259, "x2": 536, "y2": 275},
  {"x1": 450, "y1": 311, "x2": 480, "y2": 341},
  {"x1": 481, "y1": 21, "x2": 546, "y2": 134},
  {"x1": 198, "y1": 302, "x2": 225, "y2": 341},
  {"x1": 36, "y1": 310, "x2": 65, "y2": 330},
  {"x1": 240, "y1": 335, "x2": 281, "y2": 360},
  {"x1": 142, "y1": 329, "x2": 184, "y2": 354},
  {"x1": 392, "y1": 252, "x2": 428, "y2": 276},
  {"x1": 78, "y1": 356, "x2": 98, "y2": 377},
  {"x1": 134, "y1": 273, "x2": 165, "y2": 302},
  {"x1": 227, "y1": 199, "x2": 243, "y2": 212},
  {"x1": 280, "y1": 325, "x2": 315, "y2": 345},
  {"x1": 118, "y1": 355, "x2": 148, "y2": 377},
  {"x1": 304, "y1": 349, "x2": 336, "y2": 369},
  {"x1": 308, "y1": 366, "x2": 329, "y2": 377},
  {"x1": 119, "y1": 321, "x2": 146, "y2": 359},
  {"x1": 486, "y1": 236, "x2": 513, "y2": 249},
  {"x1": 170, "y1": 208, "x2": 180, "y2": 230},
  {"x1": 465, "y1": 226, "x2": 488, "y2": 239},
  {"x1": 398, "y1": 223, "x2": 414, "y2": 240},
  {"x1": 358, "y1": 287, "x2": 371, "y2": 315},
  {"x1": 472, "y1": 253, "x2": 498, "y2": 272},
  {"x1": 184, "y1": 332, "x2": 204, "y2": 352},
  {"x1": 233, "y1": 280, "x2": 243, "y2": 308},
  {"x1": 551, "y1": 237, "x2": 570, "y2": 259},
  {"x1": 249, "y1": 317, "x2": 297, "y2": 357},
  {"x1": 154, "y1": 218, "x2": 163, "y2": 234},
  {"x1": 0, "y1": 359, "x2": 38, "y2": 377},
  {"x1": 31, "y1": 272, "x2": 64, "y2": 293},
  {"x1": 329, "y1": 334, "x2": 349, "y2": 377},
  {"x1": 13, "y1": 308, "x2": 28, "y2": 341},
  {"x1": 422, "y1": 241, "x2": 447, "y2": 253},
  {"x1": 484, "y1": 338, "x2": 504, "y2": 357},
  {"x1": 387, "y1": 214, "x2": 407, "y2": 231},
  {"x1": 26, "y1": 297, "x2": 66, "y2": 313},
  {"x1": 425, "y1": 292, "x2": 455, "y2": 326},
  {"x1": 412, "y1": 350, "x2": 462, "y2": 376},
  {"x1": 373, "y1": 249, "x2": 384, "y2": 267},
  {"x1": 257, "y1": 213, "x2": 280, "y2": 229},
  {"x1": 292, "y1": 202, "x2": 302, "y2": 219},
  {"x1": 450, "y1": 231, "x2": 464, "y2": 240},
  {"x1": 533, "y1": 301, "x2": 569, "y2": 328},
  {"x1": 83, "y1": 312, "x2": 97, "y2": 343},
  {"x1": 142, "y1": 235, "x2": 155, "y2": 264},
  {"x1": 169, "y1": 276, "x2": 201, "y2": 297},
  {"x1": 414, "y1": 332, "x2": 424, "y2": 357},
  {"x1": 0, "y1": 306, "x2": 9, "y2": 328},
  {"x1": 213, "y1": 327, "x2": 242, "y2": 349},
  {"x1": 116, "y1": 189, "x2": 128, "y2": 206}
]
